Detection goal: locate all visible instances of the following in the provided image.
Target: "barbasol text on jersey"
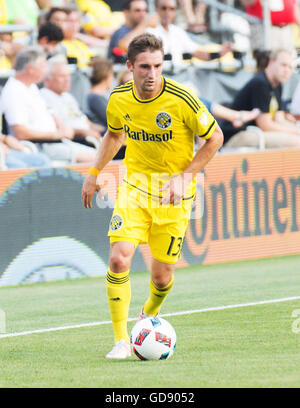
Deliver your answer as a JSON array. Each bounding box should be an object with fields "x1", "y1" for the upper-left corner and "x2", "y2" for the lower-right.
[{"x1": 124, "y1": 124, "x2": 172, "y2": 142}]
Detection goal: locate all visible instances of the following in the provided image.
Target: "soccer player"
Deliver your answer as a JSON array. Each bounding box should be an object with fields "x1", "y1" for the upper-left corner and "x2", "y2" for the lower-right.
[{"x1": 81, "y1": 33, "x2": 223, "y2": 359}]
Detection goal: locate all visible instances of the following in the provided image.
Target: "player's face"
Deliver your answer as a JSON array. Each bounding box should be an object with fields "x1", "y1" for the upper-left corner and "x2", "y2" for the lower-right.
[{"x1": 128, "y1": 50, "x2": 163, "y2": 98}]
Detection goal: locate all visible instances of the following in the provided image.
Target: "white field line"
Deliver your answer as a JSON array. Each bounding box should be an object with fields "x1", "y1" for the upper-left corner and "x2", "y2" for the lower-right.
[{"x1": 0, "y1": 295, "x2": 299, "y2": 339}]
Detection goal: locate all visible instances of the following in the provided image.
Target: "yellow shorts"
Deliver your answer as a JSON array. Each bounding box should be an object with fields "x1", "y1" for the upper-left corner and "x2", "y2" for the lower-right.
[{"x1": 107, "y1": 182, "x2": 193, "y2": 264}]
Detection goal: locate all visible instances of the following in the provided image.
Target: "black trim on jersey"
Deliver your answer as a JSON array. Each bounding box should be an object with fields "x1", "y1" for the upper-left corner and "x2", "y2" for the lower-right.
[
  {"x1": 132, "y1": 77, "x2": 166, "y2": 103},
  {"x1": 108, "y1": 84, "x2": 132, "y2": 130},
  {"x1": 165, "y1": 89, "x2": 198, "y2": 114},
  {"x1": 110, "y1": 84, "x2": 133, "y2": 96},
  {"x1": 111, "y1": 83, "x2": 133, "y2": 90},
  {"x1": 108, "y1": 123, "x2": 123, "y2": 131},
  {"x1": 165, "y1": 81, "x2": 201, "y2": 112},
  {"x1": 114, "y1": 82, "x2": 133, "y2": 90},
  {"x1": 199, "y1": 120, "x2": 216, "y2": 138},
  {"x1": 124, "y1": 179, "x2": 195, "y2": 201}
]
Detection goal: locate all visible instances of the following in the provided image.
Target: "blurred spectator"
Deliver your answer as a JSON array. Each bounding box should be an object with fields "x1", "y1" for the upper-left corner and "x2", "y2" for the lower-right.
[
  {"x1": 146, "y1": 0, "x2": 231, "y2": 71},
  {"x1": 45, "y1": 5, "x2": 108, "y2": 51},
  {"x1": 38, "y1": 21, "x2": 65, "y2": 58},
  {"x1": 60, "y1": 7, "x2": 100, "y2": 67},
  {"x1": 0, "y1": 33, "x2": 24, "y2": 70},
  {"x1": 220, "y1": 49, "x2": 300, "y2": 149},
  {"x1": 178, "y1": 0, "x2": 207, "y2": 33},
  {"x1": 253, "y1": 49, "x2": 271, "y2": 72},
  {"x1": 41, "y1": 57, "x2": 104, "y2": 143},
  {"x1": 201, "y1": 98, "x2": 260, "y2": 128},
  {"x1": 45, "y1": 6, "x2": 68, "y2": 31},
  {"x1": 0, "y1": 133, "x2": 51, "y2": 169},
  {"x1": 107, "y1": 0, "x2": 159, "y2": 60},
  {"x1": 196, "y1": 99, "x2": 260, "y2": 150},
  {"x1": 69, "y1": 5, "x2": 111, "y2": 51},
  {"x1": 75, "y1": 0, "x2": 125, "y2": 39},
  {"x1": 240, "y1": 0, "x2": 300, "y2": 51},
  {"x1": 117, "y1": 67, "x2": 133, "y2": 85},
  {"x1": 289, "y1": 77, "x2": 300, "y2": 119},
  {"x1": 85, "y1": 57, "x2": 114, "y2": 130},
  {"x1": 0, "y1": 46, "x2": 97, "y2": 163}
]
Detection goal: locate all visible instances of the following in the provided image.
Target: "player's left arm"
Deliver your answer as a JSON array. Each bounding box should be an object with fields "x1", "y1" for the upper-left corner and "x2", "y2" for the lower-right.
[
  {"x1": 183, "y1": 123, "x2": 223, "y2": 176},
  {"x1": 161, "y1": 125, "x2": 223, "y2": 205}
]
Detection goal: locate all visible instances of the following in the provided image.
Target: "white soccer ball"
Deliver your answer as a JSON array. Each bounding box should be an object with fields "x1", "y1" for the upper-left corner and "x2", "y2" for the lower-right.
[{"x1": 130, "y1": 316, "x2": 176, "y2": 360}]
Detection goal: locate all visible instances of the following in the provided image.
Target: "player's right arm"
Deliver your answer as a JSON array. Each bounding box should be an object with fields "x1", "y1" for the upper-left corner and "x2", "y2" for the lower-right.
[{"x1": 81, "y1": 129, "x2": 125, "y2": 209}]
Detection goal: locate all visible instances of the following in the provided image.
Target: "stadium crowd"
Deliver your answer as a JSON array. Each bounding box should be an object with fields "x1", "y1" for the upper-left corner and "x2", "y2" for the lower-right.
[{"x1": 1, "y1": 0, "x2": 300, "y2": 169}]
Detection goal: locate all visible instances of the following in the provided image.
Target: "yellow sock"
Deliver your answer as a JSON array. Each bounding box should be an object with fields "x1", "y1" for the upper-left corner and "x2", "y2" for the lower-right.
[
  {"x1": 143, "y1": 276, "x2": 174, "y2": 317},
  {"x1": 106, "y1": 268, "x2": 131, "y2": 344}
]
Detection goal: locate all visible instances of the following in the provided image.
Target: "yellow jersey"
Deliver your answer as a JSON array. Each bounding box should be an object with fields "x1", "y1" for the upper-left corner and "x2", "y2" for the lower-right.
[
  {"x1": 61, "y1": 39, "x2": 94, "y2": 68},
  {"x1": 106, "y1": 76, "x2": 217, "y2": 196},
  {"x1": 76, "y1": 0, "x2": 124, "y2": 32}
]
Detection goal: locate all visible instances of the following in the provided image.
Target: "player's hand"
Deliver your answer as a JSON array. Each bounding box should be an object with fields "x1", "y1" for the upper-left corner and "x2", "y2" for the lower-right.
[
  {"x1": 160, "y1": 174, "x2": 190, "y2": 206},
  {"x1": 81, "y1": 173, "x2": 103, "y2": 209}
]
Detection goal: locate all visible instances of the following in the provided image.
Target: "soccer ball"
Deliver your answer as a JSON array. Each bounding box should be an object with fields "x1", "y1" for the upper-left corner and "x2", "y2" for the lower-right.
[{"x1": 130, "y1": 316, "x2": 176, "y2": 360}]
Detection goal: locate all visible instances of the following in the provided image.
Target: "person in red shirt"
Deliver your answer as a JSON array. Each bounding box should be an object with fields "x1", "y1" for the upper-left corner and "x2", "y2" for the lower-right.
[{"x1": 240, "y1": 0, "x2": 300, "y2": 51}]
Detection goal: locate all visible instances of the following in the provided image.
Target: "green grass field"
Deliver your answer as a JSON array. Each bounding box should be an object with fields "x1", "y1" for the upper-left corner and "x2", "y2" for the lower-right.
[{"x1": 1, "y1": 254, "x2": 300, "y2": 388}]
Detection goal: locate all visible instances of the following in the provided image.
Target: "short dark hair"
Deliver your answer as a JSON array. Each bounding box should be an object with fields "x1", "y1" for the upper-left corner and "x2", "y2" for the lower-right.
[
  {"x1": 90, "y1": 57, "x2": 114, "y2": 85},
  {"x1": 122, "y1": 0, "x2": 147, "y2": 11},
  {"x1": 38, "y1": 22, "x2": 64, "y2": 42},
  {"x1": 45, "y1": 7, "x2": 68, "y2": 22},
  {"x1": 127, "y1": 33, "x2": 164, "y2": 64},
  {"x1": 253, "y1": 49, "x2": 271, "y2": 73}
]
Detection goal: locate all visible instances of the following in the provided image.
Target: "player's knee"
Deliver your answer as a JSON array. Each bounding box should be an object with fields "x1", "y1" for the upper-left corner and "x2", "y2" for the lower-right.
[
  {"x1": 151, "y1": 261, "x2": 174, "y2": 288},
  {"x1": 109, "y1": 253, "x2": 130, "y2": 273},
  {"x1": 152, "y1": 274, "x2": 173, "y2": 288}
]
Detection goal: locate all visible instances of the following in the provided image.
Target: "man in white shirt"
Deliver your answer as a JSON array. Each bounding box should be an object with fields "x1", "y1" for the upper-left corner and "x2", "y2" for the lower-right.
[
  {"x1": 146, "y1": 0, "x2": 231, "y2": 71},
  {"x1": 40, "y1": 57, "x2": 103, "y2": 143},
  {"x1": 0, "y1": 46, "x2": 97, "y2": 163}
]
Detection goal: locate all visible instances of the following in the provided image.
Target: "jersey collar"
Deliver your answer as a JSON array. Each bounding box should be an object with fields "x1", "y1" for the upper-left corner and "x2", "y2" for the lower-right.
[{"x1": 132, "y1": 76, "x2": 165, "y2": 103}]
